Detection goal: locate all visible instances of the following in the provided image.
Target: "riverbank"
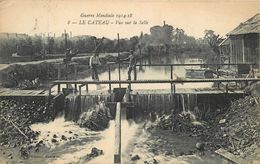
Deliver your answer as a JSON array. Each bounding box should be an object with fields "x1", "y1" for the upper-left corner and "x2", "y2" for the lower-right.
[
  {"x1": 144, "y1": 92, "x2": 260, "y2": 163},
  {"x1": 0, "y1": 92, "x2": 259, "y2": 163},
  {"x1": 124, "y1": 127, "x2": 225, "y2": 164},
  {"x1": 0, "y1": 52, "x2": 127, "y2": 89}
]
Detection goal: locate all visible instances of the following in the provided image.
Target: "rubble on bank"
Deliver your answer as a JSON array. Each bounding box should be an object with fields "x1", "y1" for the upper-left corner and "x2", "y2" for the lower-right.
[
  {"x1": 213, "y1": 96, "x2": 259, "y2": 160},
  {"x1": 0, "y1": 98, "x2": 55, "y2": 147},
  {"x1": 81, "y1": 147, "x2": 104, "y2": 162},
  {"x1": 145, "y1": 95, "x2": 259, "y2": 161}
]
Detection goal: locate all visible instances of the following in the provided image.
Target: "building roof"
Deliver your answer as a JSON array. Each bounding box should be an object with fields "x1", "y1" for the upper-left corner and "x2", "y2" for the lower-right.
[
  {"x1": 228, "y1": 13, "x2": 260, "y2": 35},
  {"x1": 219, "y1": 37, "x2": 230, "y2": 46}
]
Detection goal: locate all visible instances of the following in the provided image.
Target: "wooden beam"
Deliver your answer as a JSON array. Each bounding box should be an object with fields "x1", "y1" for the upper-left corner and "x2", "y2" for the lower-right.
[
  {"x1": 53, "y1": 78, "x2": 260, "y2": 85},
  {"x1": 114, "y1": 102, "x2": 121, "y2": 164},
  {"x1": 215, "y1": 148, "x2": 248, "y2": 164},
  {"x1": 57, "y1": 63, "x2": 61, "y2": 80},
  {"x1": 242, "y1": 36, "x2": 245, "y2": 63}
]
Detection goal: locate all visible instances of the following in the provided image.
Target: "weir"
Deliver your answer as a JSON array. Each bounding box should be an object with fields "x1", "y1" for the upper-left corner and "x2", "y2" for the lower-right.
[
  {"x1": 51, "y1": 87, "x2": 244, "y2": 164},
  {"x1": 1, "y1": 60, "x2": 258, "y2": 163},
  {"x1": 57, "y1": 88, "x2": 244, "y2": 123},
  {"x1": 48, "y1": 73, "x2": 259, "y2": 121}
]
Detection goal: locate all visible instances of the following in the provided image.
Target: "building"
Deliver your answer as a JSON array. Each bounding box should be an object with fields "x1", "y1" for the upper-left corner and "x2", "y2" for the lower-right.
[
  {"x1": 225, "y1": 13, "x2": 260, "y2": 67},
  {"x1": 219, "y1": 37, "x2": 231, "y2": 63}
]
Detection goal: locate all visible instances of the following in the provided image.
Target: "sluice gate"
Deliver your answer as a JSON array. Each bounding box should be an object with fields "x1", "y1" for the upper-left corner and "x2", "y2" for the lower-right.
[{"x1": 57, "y1": 90, "x2": 244, "y2": 122}]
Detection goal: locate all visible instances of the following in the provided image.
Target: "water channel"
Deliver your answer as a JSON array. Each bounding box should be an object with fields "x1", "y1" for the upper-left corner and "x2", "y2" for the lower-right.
[{"x1": 30, "y1": 55, "x2": 227, "y2": 164}]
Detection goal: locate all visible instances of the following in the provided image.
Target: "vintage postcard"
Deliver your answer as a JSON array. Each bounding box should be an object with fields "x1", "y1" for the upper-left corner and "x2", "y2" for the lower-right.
[{"x1": 0, "y1": 0, "x2": 259, "y2": 163}]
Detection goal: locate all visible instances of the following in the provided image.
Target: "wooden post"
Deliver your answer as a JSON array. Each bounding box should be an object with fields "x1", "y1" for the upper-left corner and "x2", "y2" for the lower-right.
[
  {"x1": 109, "y1": 65, "x2": 112, "y2": 92},
  {"x1": 242, "y1": 36, "x2": 245, "y2": 63},
  {"x1": 170, "y1": 65, "x2": 173, "y2": 79},
  {"x1": 65, "y1": 63, "x2": 68, "y2": 88},
  {"x1": 114, "y1": 102, "x2": 121, "y2": 164},
  {"x1": 217, "y1": 64, "x2": 219, "y2": 78},
  {"x1": 48, "y1": 85, "x2": 53, "y2": 97},
  {"x1": 118, "y1": 64, "x2": 121, "y2": 88},
  {"x1": 225, "y1": 84, "x2": 229, "y2": 94},
  {"x1": 79, "y1": 86, "x2": 82, "y2": 95},
  {"x1": 74, "y1": 64, "x2": 77, "y2": 80},
  {"x1": 170, "y1": 65, "x2": 173, "y2": 91},
  {"x1": 128, "y1": 82, "x2": 132, "y2": 92},
  {"x1": 86, "y1": 84, "x2": 88, "y2": 93},
  {"x1": 74, "y1": 64, "x2": 77, "y2": 90},
  {"x1": 117, "y1": 33, "x2": 121, "y2": 88},
  {"x1": 57, "y1": 84, "x2": 61, "y2": 93},
  {"x1": 58, "y1": 63, "x2": 61, "y2": 80},
  {"x1": 74, "y1": 84, "x2": 77, "y2": 91}
]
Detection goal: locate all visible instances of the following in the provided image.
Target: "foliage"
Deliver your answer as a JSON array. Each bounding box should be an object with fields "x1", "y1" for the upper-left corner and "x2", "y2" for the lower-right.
[
  {"x1": 203, "y1": 30, "x2": 224, "y2": 55},
  {"x1": 0, "y1": 26, "x2": 217, "y2": 60}
]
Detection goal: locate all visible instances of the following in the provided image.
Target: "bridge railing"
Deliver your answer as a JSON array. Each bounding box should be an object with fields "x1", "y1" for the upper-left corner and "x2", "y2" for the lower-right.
[
  {"x1": 99, "y1": 62, "x2": 259, "y2": 90},
  {"x1": 57, "y1": 62, "x2": 258, "y2": 91},
  {"x1": 57, "y1": 62, "x2": 258, "y2": 80},
  {"x1": 48, "y1": 78, "x2": 260, "y2": 96}
]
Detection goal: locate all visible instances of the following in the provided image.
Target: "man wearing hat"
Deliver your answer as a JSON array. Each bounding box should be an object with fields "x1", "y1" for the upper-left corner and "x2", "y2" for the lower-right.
[
  {"x1": 89, "y1": 51, "x2": 101, "y2": 80},
  {"x1": 120, "y1": 50, "x2": 137, "y2": 80}
]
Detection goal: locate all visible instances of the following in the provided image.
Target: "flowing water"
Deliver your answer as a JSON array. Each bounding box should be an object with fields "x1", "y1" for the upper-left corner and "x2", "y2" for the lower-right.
[
  {"x1": 30, "y1": 117, "x2": 139, "y2": 163},
  {"x1": 180, "y1": 94, "x2": 197, "y2": 121},
  {"x1": 29, "y1": 56, "x2": 225, "y2": 163}
]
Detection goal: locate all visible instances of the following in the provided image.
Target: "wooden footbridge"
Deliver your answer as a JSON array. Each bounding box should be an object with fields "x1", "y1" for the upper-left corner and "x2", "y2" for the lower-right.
[
  {"x1": 1, "y1": 62, "x2": 259, "y2": 164},
  {"x1": 48, "y1": 77, "x2": 260, "y2": 96},
  {"x1": 1, "y1": 62, "x2": 259, "y2": 97}
]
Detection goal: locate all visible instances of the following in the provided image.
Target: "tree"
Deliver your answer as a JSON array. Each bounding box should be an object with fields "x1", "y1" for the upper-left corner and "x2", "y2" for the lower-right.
[
  {"x1": 48, "y1": 37, "x2": 55, "y2": 54},
  {"x1": 172, "y1": 28, "x2": 183, "y2": 52},
  {"x1": 204, "y1": 30, "x2": 224, "y2": 56},
  {"x1": 150, "y1": 24, "x2": 173, "y2": 45}
]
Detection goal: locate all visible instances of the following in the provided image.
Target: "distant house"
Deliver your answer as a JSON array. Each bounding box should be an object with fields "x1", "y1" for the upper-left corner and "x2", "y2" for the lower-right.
[
  {"x1": 219, "y1": 13, "x2": 260, "y2": 68},
  {"x1": 223, "y1": 13, "x2": 260, "y2": 67}
]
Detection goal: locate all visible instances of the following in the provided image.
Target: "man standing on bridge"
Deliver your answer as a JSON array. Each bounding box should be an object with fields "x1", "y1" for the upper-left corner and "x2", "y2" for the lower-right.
[
  {"x1": 120, "y1": 50, "x2": 137, "y2": 81},
  {"x1": 89, "y1": 51, "x2": 101, "y2": 81}
]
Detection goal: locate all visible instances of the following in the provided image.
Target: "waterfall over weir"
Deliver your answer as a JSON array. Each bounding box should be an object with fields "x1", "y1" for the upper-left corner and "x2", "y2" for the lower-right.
[
  {"x1": 63, "y1": 94, "x2": 111, "y2": 121},
  {"x1": 132, "y1": 92, "x2": 242, "y2": 120},
  {"x1": 133, "y1": 93, "x2": 198, "y2": 116},
  {"x1": 51, "y1": 90, "x2": 244, "y2": 123}
]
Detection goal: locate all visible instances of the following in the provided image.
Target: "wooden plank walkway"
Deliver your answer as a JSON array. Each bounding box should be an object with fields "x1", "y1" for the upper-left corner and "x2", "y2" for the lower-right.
[
  {"x1": 0, "y1": 87, "x2": 245, "y2": 97},
  {"x1": 0, "y1": 89, "x2": 49, "y2": 97},
  {"x1": 53, "y1": 78, "x2": 260, "y2": 85},
  {"x1": 131, "y1": 88, "x2": 244, "y2": 94}
]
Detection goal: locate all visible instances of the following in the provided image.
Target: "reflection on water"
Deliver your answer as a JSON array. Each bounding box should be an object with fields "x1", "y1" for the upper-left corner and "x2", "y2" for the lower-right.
[
  {"x1": 81, "y1": 56, "x2": 212, "y2": 91},
  {"x1": 51, "y1": 56, "x2": 213, "y2": 93}
]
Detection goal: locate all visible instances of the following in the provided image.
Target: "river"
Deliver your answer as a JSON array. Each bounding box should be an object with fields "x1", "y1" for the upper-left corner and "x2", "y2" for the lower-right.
[
  {"x1": 81, "y1": 55, "x2": 213, "y2": 91},
  {"x1": 27, "y1": 56, "x2": 226, "y2": 163}
]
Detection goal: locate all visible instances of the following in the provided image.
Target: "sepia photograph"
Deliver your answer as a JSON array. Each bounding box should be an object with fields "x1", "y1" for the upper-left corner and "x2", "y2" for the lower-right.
[{"x1": 0, "y1": 0, "x2": 259, "y2": 163}]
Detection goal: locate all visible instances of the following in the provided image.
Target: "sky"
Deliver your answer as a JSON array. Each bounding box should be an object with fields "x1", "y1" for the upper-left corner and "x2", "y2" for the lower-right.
[{"x1": 0, "y1": 0, "x2": 259, "y2": 39}]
